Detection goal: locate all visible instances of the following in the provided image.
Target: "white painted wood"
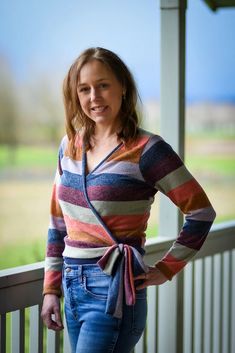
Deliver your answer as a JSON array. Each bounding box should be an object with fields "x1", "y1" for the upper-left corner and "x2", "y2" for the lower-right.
[
  {"x1": 213, "y1": 254, "x2": 221, "y2": 353},
  {"x1": 194, "y1": 260, "x2": 202, "y2": 353},
  {"x1": 200, "y1": 259, "x2": 205, "y2": 353},
  {"x1": 228, "y1": 250, "x2": 233, "y2": 353},
  {"x1": 183, "y1": 263, "x2": 192, "y2": 353},
  {"x1": 222, "y1": 252, "x2": 229, "y2": 353},
  {"x1": 47, "y1": 326, "x2": 60, "y2": 353},
  {"x1": 135, "y1": 330, "x2": 145, "y2": 353},
  {"x1": 191, "y1": 261, "x2": 195, "y2": 353},
  {"x1": 203, "y1": 257, "x2": 212, "y2": 353},
  {"x1": 158, "y1": 2, "x2": 187, "y2": 352},
  {"x1": 231, "y1": 250, "x2": 235, "y2": 353},
  {"x1": 29, "y1": 305, "x2": 43, "y2": 353},
  {"x1": 158, "y1": 278, "x2": 177, "y2": 353},
  {"x1": 11, "y1": 310, "x2": 25, "y2": 353},
  {"x1": 146, "y1": 285, "x2": 158, "y2": 353}
]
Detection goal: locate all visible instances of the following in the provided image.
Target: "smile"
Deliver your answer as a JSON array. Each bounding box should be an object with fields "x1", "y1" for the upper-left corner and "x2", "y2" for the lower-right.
[{"x1": 91, "y1": 106, "x2": 107, "y2": 113}]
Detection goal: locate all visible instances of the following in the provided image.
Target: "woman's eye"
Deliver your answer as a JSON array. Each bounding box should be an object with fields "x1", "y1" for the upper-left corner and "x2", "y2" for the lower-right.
[
  {"x1": 79, "y1": 87, "x2": 89, "y2": 93},
  {"x1": 99, "y1": 83, "x2": 108, "y2": 89}
]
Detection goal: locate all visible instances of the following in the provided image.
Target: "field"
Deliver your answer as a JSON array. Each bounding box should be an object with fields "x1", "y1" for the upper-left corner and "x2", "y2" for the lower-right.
[{"x1": 0, "y1": 132, "x2": 235, "y2": 270}]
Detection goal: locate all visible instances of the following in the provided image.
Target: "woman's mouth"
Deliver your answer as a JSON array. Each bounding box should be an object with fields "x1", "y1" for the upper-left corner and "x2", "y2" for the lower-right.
[{"x1": 91, "y1": 106, "x2": 107, "y2": 113}]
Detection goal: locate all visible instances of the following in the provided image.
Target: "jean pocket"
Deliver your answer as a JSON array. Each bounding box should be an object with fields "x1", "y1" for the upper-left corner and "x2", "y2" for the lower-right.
[{"x1": 82, "y1": 273, "x2": 110, "y2": 300}]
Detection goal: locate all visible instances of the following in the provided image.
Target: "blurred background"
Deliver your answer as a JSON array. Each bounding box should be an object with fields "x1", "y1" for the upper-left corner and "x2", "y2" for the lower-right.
[{"x1": 0, "y1": 0, "x2": 234, "y2": 269}]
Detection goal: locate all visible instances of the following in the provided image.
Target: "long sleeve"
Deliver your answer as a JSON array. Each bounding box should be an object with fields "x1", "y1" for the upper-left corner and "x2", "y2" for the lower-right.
[
  {"x1": 140, "y1": 135, "x2": 216, "y2": 280},
  {"x1": 43, "y1": 141, "x2": 67, "y2": 296}
]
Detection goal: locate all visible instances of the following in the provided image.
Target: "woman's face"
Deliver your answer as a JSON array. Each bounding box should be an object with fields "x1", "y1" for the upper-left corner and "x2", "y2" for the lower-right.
[{"x1": 77, "y1": 59, "x2": 124, "y2": 128}]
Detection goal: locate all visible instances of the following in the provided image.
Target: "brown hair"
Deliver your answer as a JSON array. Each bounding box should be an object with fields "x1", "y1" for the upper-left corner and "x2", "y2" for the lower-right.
[{"x1": 63, "y1": 47, "x2": 140, "y2": 156}]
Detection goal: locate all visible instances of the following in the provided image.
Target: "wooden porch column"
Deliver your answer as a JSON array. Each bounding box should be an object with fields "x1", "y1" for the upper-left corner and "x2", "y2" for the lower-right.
[{"x1": 158, "y1": 1, "x2": 187, "y2": 353}]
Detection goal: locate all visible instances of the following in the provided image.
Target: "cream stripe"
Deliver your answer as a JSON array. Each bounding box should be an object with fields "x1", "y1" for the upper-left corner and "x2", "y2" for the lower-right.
[
  {"x1": 91, "y1": 199, "x2": 153, "y2": 216},
  {"x1": 60, "y1": 199, "x2": 153, "y2": 219},
  {"x1": 62, "y1": 245, "x2": 107, "y2": 258},
  {"x1": 93, "y1": 160, "x2": 145, "y2": 181},
  {"x1": 60, "y1": 200, "x2": 100, "y2": 225},
  {"x1": 168, "y1": 242, "x2": 197, "y2": 262},
  {"x1": 61, "y1": 157, "x2": 82, "y2": 175},
  {"x1": 155, "y1": 165, "x2": 192, "y2": 193},
  {"x1": 45, "y1": 257, "x2": 63, "y2": 271}
]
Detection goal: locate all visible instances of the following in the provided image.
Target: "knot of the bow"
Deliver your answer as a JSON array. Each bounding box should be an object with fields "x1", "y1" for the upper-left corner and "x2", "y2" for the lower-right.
[{"x1": 97, "y1": 243, "x2": 148, "y2": 319}]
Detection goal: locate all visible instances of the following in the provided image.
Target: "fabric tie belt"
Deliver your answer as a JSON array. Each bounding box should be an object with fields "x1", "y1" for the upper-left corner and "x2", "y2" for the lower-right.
[{"x1": 98, "y1": 243, "x2": 149, "y2": 319}]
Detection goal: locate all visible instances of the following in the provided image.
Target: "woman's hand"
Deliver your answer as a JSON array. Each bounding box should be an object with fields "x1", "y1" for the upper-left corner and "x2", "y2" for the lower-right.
[
  {"x1": 134, "y1": 266, "x2": 169, "y2": 290},
  {"x1": 41, "y1": 294, "x2": 64, "y2": 331}
]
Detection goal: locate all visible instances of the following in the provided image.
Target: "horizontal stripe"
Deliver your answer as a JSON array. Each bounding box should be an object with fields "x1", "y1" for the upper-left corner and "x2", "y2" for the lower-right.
[
  {"x1": 141, "y1": 134, "x2": 162, "y2": 156},
  {"x1": 63, "y1": 237, "x2": 105, "y2": 248},
  {"x1": 45, "y1": 257, "x2": 63, "y2": 271},
  {"x1": 167, "y1": 179, "x2": 211, "y2": 212},
  {"x1": 91, "y1": 199, "x2": 152, "y2": 216},
  {"x1": 47, "y1": 229, "x2": 67, "y2": 244},
  {"x1": 157, "y1": 253, "x2": 187, "y2": 277},
  {"x1": 87, "y1": 183, "x2": 156, "y2": 201},
  {"x1": 60, "y1": 200, "x2": 100, "y2": 225},
  {"x1": 167, "y1": 242, "x2": 197, "y2": 262},
  {"x1": 93, "y1": 160, "x2": 145, "y2": 181},
  {"x1": 107, "y1": 132, "x2": 152, "y2": 163},
  {"x1": 51, "y1": 185, "x2": 64, "y2": 218},
  {"x1": 177, "y1": 220, "x2": 212, "y2": 250},
  {"x1": 61, "y1": 156, "x2": 82, "y2": 175},
  {"x1": 47, "y1": 243, "x2": 65, "y2": 257},
  {"x1": 49, "y1": 215, "x2": 67, "y2": 232},
  {"x1": 62, "y1": 244, "x2": 108, "y2": 258},
  {"x1": 64, "y1": 215, "x2": 112, "y2": 244},
  {"x1": 156, "y1": 165, "x2": 192, "y2": 194},
  {"x1": 103, "y1": 213, "x2": 149, "y2": 231},
  {"x1": 186, "y1": 206, "x2": 216, "y2": 222},
  {"x1": 141, "y1": 140, "x2": 183, "y2": 184},
  {"x1": 58, "y1": 184, "x2": 87, "y2": 207}
]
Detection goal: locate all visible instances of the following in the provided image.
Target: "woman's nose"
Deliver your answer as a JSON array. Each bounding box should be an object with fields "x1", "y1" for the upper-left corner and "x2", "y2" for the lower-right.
[{"x1": 90, "y1": 87, "x2": 100, "y2": 101}]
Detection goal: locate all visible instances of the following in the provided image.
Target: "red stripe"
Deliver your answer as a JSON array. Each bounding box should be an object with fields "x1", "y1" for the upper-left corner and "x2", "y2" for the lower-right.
[{"x1": 167, "y1": 179, "x2": 210, "y2": 212}]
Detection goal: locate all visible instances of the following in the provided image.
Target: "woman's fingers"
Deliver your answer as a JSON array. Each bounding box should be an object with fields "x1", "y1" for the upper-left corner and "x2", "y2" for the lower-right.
[
  {"x1": 41, "y1": 294, "x2": 64, "y2": 331},
  {"x1": 54, "y1": 308, "x2": 64, "y2": 329},
  {"x1": 134, "y1": 266, "x2": 168, "y2": 290}
]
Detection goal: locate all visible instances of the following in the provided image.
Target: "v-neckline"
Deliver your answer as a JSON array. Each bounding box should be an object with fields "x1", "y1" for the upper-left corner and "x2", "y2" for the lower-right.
[{"x1": 82, "y1": 142, "x2": 123, "y2": 177}]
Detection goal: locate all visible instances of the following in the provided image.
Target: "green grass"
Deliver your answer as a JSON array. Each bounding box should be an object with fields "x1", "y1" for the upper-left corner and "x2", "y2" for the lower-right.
[
  {"x1": 0, "y1": 240, "x2": 45, "y2": 270},
  {"x1": 186, "y1": 155, "x2": 235, "y2": 176},
  {"x1": 0, "y1": 145, "x2": 57, "y2": 168}
]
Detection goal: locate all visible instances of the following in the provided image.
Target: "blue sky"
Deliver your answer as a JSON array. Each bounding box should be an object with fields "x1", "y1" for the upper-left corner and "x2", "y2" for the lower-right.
[{"x1": 0, "y1": 0, "x2": 235, "y2": 102}]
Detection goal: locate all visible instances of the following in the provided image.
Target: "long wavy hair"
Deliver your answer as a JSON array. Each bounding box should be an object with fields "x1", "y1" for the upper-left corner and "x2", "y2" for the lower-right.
[{"x1": 63, "y1": 47, "x2": 140, "y2": 157}]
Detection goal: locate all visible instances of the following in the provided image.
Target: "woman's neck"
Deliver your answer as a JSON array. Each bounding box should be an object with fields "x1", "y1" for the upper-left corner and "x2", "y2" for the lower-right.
[{"x1": 93, "y1": 123, "x2": 121, "y2": 142}]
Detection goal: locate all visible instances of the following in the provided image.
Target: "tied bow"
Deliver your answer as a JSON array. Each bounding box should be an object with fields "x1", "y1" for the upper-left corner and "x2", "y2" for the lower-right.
[{"x1": 98, "y1": 244, "x2": 149, "y2": 319}]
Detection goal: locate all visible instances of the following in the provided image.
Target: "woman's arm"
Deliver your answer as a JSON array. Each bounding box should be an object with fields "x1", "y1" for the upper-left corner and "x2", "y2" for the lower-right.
[
  {"x1": 42, "y1": 139, "x2": 67, "y2": 330},
  {"x1": 139, "y1": 135, "x2": 216, "y2": 283}
]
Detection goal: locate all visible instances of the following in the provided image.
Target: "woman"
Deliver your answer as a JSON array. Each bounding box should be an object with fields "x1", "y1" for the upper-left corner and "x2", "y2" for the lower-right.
[{"x1": 41, "y1": 47, "x2": 216, "y2": 353}]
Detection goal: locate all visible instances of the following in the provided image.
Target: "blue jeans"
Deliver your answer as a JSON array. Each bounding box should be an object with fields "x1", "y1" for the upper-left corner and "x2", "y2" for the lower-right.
[{"x1": 62, "y1": 263, "x2": 147, "y2": 353}]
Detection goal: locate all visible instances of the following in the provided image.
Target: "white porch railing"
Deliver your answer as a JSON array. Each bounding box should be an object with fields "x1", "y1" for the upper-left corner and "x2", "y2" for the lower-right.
[{"x1": 0, "y1": 221, "x2": 235, "y2": 353}]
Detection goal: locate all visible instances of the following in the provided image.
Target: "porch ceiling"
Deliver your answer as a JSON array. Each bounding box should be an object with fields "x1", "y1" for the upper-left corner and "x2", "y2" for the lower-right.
[{"x1": 203, "y1": 0, "x2": 235, "y2": 11}]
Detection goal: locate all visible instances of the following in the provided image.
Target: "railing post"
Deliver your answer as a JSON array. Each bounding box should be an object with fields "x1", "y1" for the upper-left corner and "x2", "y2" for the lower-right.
[
  {"x1": 159, "y1": 1, "x2": 187, "y2": 353},
  {"x1": 11, "y1": 310, "x2": 25, "y2": 353}
]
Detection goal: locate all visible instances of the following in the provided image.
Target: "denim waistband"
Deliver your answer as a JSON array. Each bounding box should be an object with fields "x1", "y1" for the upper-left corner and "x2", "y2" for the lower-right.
[{"x1": 63, "y1": 256, "x2": 101, "y2": 265}]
